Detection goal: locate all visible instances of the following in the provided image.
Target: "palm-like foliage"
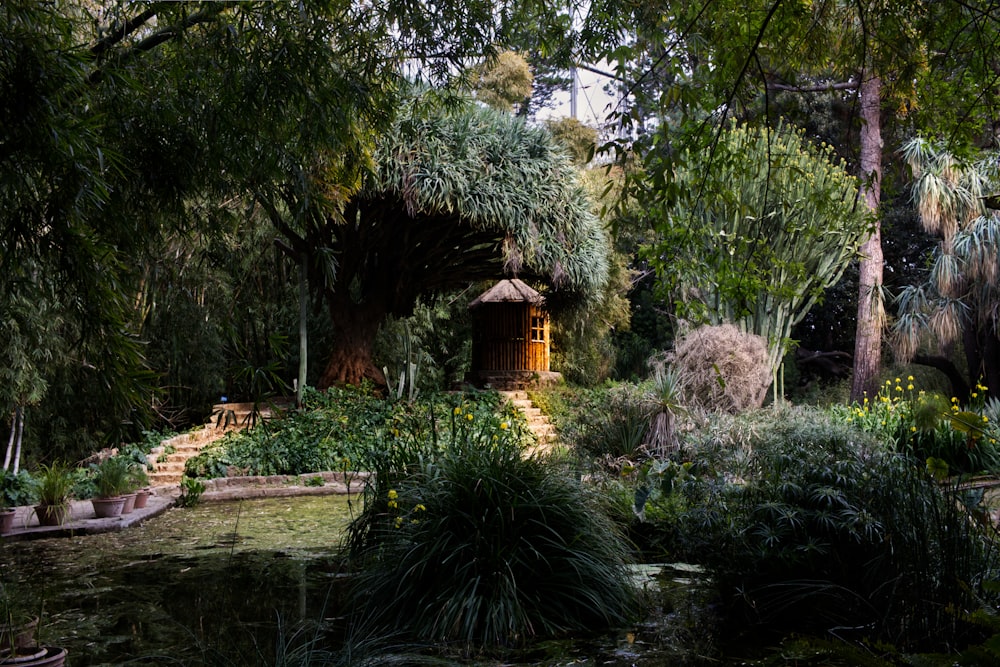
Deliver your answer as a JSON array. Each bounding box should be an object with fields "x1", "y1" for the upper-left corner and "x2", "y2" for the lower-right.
[{"x1": 894, "y1": 138, "x2": 1000, "y2": 397}]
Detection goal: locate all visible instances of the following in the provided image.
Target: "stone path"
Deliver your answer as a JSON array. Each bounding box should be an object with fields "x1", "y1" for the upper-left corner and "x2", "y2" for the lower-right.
[
  {"x1": 147, "y1": 402, "x2": 276, "y2": 485},
  {"x1": 500, "y1": 390, "x2": 560, "y2": 456}
]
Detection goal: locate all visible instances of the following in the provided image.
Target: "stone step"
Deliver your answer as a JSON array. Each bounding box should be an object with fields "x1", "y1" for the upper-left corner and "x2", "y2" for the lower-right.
[
  {"x1": 148, "y1": 472, "x2": 183, "y2": 486},
  {"x1": 153, "y1": 461, "x2": 187, "y2": 473},
  {"x1": 500, "y1": 390, "x2": 559, "y2": 453}
]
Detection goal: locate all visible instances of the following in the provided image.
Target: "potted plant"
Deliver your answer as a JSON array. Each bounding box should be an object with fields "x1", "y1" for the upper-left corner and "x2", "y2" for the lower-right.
[
  {"x1": 0, "y1": 583, "x2": 36, "y2": 652},
  {"x1": 89, "y1": 457, "x2": 131, "y2": 519},
  {"x1": 131, "y1": 466, "x2": 152, "y2": 510},
  {"x1": 33, "y1": 463, "x2": 74, "y2": 527},
  {"x1": 119, "y1": 461, "x2": 150, "y2": 515},
  {"x1": 0, "y1": 471, "x2": 34, "y2": 534},
  {"x1": 0, "y1": 583, "x2": 66, "y2": 666}
]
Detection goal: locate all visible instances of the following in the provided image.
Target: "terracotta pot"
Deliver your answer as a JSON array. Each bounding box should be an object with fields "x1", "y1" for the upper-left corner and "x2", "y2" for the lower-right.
[
  {"x1": 33, "y1": 505, "x2": 69, "y2": 527},
  {"x1": 120, "y1": 493, "x2": 137, "y2": 514},
  {"x1": 133, "y1": 489, "x2": 152, "y2": 510},
  {"x1": 0, "y1": 510, "x2": 15, "y2": 534},
  {"x1": 0, "y1": 617, "x2": 38, "y2": 651},
  {"x1": 0, "y1": 646, "x2": 67, "y2": 666},
  {"x1": 91, "y1": 497, "x2": 126, "y2": 519}
]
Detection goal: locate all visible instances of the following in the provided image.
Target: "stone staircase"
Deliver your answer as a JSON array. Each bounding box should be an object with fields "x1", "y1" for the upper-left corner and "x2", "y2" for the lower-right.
[
  {"x1": 500, "y1": 390, "x2": 559, "y2": 455},
  {"x1": 146, "y1": 403, "x2": 271, "y2": 486}
]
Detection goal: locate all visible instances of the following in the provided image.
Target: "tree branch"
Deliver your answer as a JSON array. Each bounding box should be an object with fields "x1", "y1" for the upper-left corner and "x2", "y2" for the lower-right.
[
  {"x1": 88, "y1": 5, "x2": 227, "y2": 83},
  {"x1": 766, "y1": 81, "x2": 860, "y2": 93},
  {"x1": 91, "y1": 7, "x2": 159, "y2": 57}
]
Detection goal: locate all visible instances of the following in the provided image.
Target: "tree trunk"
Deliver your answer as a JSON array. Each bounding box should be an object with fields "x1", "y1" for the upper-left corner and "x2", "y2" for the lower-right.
[
  {"x1": 3, "y1": 408, "x2": 15, "y2": 472},
  {"x1": 317, "y1": 297, "x2": 388, "y2": 390},
  {"x1": 297, "y1": 255, "x2": 308, "y2": 407},
  {"x1": 850, "y1": 74, "x2": 884, "y2": 403},
  {"x1": 913, "y1": 354, "x2": 970, "y2": 402},
  {"x1": 985, "y1": 333, "x2": 1000, "y2": 400}
]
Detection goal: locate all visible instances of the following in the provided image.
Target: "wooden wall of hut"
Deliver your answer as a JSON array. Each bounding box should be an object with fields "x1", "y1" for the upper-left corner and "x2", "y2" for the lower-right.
[{"x1": 471, "y1": 303, "x2": 550, "y2": 372}]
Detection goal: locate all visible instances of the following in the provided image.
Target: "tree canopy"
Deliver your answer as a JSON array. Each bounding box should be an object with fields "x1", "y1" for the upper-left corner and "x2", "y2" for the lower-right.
[{"x1": 275, "y1": 97, "x2": 610, "y2": 388}]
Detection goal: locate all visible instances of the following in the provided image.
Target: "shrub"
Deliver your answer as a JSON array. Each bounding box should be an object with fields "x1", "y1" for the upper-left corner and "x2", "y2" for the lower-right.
[
  {"x1": 531, "y1": 383, "x2": 649, "y2": 463},
  {"x1": 648, "y1": 407, "x2": 998, "y2": 651},
  {"x1": 185, "y1": 385, "x2": 395, "y2": 478},
  {"x1": 344, "y1": 416, "x2": 637, "y2": 650},
  {"x1": 670, "y1": 323, "x2": 770, "y2": 413}
]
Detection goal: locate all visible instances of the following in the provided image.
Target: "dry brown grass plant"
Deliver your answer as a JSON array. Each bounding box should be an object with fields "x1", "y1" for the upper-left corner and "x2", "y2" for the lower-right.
[{"x1": 670, "y1": 323, "x2": 771, "y2": 413}]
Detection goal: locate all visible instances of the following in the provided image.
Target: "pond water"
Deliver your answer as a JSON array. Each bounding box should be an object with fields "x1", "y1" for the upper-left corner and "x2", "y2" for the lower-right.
[{"x1": 0, "y1": 495, "x2": 730, "y2": 666}]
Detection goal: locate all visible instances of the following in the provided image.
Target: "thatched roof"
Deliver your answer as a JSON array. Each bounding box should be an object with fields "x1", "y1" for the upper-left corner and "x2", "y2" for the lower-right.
[
  {"x1": 363, "y1": 99, "x2": 609, "y2": 300},
  {"x1": 469, "y1": 279, "x2": 543, "y2": 308}
]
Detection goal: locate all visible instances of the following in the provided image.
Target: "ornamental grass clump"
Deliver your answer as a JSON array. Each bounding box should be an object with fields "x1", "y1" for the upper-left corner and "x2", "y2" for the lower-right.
[{"x1": 345, "y1": 409, "x2": 638, "y2": 651}]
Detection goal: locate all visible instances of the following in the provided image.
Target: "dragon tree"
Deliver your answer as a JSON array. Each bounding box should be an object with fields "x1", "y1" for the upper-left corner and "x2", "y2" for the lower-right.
[{"x1": 270, "y1": 99, "x2": 610, "y2": 388}]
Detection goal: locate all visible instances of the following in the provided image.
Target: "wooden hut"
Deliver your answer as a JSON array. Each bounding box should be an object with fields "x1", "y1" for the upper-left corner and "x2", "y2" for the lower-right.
[{"x1": 468, "y1": 279, "x2": 553, "y2": 387}]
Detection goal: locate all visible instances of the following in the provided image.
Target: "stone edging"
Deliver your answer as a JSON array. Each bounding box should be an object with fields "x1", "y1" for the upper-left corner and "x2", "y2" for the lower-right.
[{"x1": 198, "y1": 471, "x2": 370, "y2": 502}]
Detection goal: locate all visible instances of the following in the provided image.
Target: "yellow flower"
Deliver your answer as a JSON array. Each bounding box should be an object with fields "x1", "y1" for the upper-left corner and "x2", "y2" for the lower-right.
[
  {"x1": 951, "y1": 397, "x2": 959, "y2": 403},
  {"x1": 387, "y1": 500, "x2": 398, "y2": 509},
  {"x1": 394, "y1": 517, "x2": 403, "y2": 528},
  {"x1": 895, "y1": 378, "x2": 901, "y2": 383},
  {"x1": 886, "y1": 380, "x2": 892, "y2": 386},
  {"x1": 907, "y1": 375, "x2": 914, "y2": 382},
  {"x1": 500, "y1": 422, "x2": 509, "y2": 430},
  {"x1": 895, "y1": 386, "x2": 903, "y2": 392},
  {"x1": 414, "y1": 504, "x2": 426, "y2": 512},
  {"x1": 453, "y1": 406, "x2": 462, "y2": 415},
  {"x1": 911, "y1": 426, "x2": 917, "y2": 432},
  {"x1": 983, "y1": 416, "x2": 990, "y2": 423},
  {"x1": 388, "y1": 489, "x2": 398, "y2": 500},
  {"x1": 907, "y1": 384, "x2": 914, "y2": 391},
  {"x1": 466, "y1": 413, "x2": 474, "y2": 421},
  {"x1": 972, "y1": 392, "x2": 979, "y2": 399}
]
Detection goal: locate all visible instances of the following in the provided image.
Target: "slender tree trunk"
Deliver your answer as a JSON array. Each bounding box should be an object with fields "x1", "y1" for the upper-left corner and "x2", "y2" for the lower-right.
[
  {"x1": 850, "y1": 74, "x2": 884, "y2": 403},
  {"x1": 11, "y1": 407, "x2": 23, "y2": 475},
  {"x1": 297, "y1": 254, "x2": 308, "y2": 408},
  {"x1": 980, "y1": 329, "x2": 1000, "y2": 400},
  {"x1": 3, "y1": 408, "x2": 15, "y2": 471},
  {"x1": 318, "y1": 297, "x2": 388, "y2": 390}
]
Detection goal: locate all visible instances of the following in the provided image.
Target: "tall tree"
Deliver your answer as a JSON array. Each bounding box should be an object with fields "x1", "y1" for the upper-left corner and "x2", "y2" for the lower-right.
[
  {"x1": 272, "y1": 98, "x2": 610, "y2": 388},
  {"x1": 3, "y1": 0, "x2": 554, "y2": 450},
  {"x1": 645, "y1": 121, "x2": 869, "y2": 380}
]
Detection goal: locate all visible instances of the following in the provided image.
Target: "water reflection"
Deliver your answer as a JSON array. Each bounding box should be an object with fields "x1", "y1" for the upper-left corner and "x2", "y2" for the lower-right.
[{"x1": 0, "y1": 496, "x2": 727, "y2": 666}]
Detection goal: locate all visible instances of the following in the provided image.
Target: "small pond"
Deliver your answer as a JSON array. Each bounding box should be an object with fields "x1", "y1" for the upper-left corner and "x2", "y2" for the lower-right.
[{"x1": 0, "y1": 495, "x2": 732, "y2": 666}]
